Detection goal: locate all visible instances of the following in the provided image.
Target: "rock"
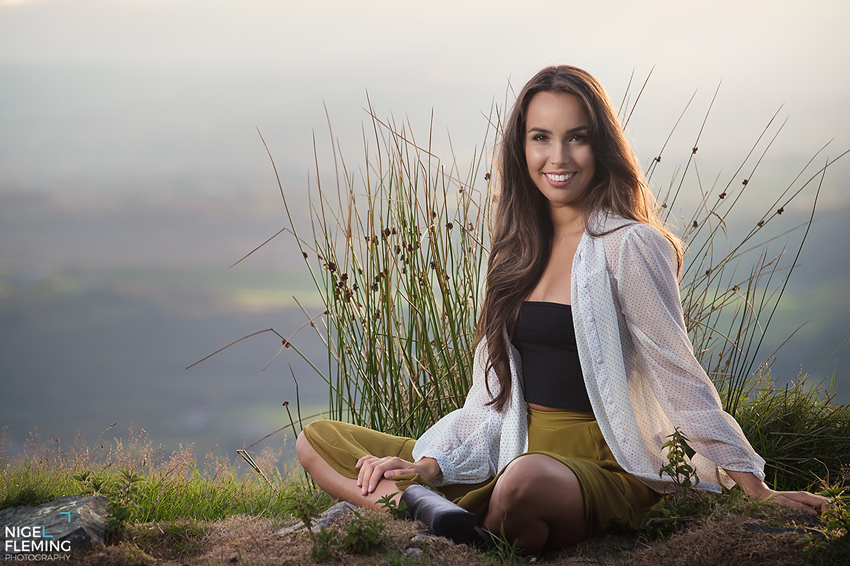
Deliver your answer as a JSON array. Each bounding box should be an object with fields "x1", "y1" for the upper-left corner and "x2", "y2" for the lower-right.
[
  {"x1": 277, "y1": 501, "x2": 357, "y2": 535},
  {"x1": 405, "y1": 547, "x2": 424, "y2": 558},
  {"x1": 0, "y1": 495, "x2": 109, "y2": 556},
  {"x1": 410, "y1": 534, "x2": 429, "y2": 543}
]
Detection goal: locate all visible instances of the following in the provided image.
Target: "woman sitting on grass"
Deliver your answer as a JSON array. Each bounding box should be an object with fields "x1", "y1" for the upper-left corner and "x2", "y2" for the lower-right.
[{"x1": 296, "y1": 64, "x2": 830, "y2": 553}]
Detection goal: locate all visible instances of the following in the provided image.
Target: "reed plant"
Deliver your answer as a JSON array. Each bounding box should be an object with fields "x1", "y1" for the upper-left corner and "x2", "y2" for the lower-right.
[{"x1": 269, "y1": 106, "x2": 496, "y2": 438}]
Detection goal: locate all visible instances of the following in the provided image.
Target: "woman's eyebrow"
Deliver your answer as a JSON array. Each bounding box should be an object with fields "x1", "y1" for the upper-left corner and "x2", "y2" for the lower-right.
[{"x1": 526, "y1": 125, "x2": 589, "y2": 135}]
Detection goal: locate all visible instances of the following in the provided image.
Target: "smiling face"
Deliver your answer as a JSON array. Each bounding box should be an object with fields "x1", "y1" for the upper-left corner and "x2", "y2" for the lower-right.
[{"x1": 524, "y1": 90, "x2": 596, "y2": 214}]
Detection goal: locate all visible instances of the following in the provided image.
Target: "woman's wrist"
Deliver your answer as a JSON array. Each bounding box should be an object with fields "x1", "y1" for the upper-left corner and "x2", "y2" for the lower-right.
[
  {"x1": 415, "y1": 457, "x2": 442, "y2": 483},
  {"x1": 723, "y1": 469, "x2": 771, "y2": 498}
]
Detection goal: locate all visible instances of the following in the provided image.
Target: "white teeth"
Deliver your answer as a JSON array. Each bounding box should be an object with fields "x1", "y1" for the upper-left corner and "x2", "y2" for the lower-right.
[{"x1": 546, "y1": 173, "x2": 574, "y2": 182}]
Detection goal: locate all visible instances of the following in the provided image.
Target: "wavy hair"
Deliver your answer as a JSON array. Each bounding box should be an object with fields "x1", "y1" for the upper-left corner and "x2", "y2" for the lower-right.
[{"x1": 477, "y1": 65, "x2": 683, "y2": 410}]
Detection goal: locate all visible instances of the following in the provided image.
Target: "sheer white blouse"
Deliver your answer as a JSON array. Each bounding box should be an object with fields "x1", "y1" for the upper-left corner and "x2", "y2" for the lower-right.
[{"x1": 412, "y1": 212, "x2": 766, "y2": 493}]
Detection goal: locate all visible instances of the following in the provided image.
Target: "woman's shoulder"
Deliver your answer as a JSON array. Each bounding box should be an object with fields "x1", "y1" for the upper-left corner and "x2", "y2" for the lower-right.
[
  {"x1": 588, "y1": 212, "x2": 677, "y2": 271},
  {"x1": 589, "y1": 211, "x2": 670, "y2": 247}
]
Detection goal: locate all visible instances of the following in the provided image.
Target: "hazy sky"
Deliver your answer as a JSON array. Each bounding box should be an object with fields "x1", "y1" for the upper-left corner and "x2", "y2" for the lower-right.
[
  {"x1": 1, "y1": 0, "x2": 849, "y2": 454},
  {"x1": 1, "y1": 0, "x2": 849, "y2": 203}
]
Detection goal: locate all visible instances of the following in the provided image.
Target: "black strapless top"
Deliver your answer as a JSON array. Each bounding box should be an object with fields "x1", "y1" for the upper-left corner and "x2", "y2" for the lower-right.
[{"x1": 512, "y1": 301, "x2": 592, "y2": 411}]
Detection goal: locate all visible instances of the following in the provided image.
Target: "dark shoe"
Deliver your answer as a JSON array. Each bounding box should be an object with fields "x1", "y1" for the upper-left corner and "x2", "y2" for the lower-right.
[{"x1": 401, "y1": 485, "x2": 478, "y2": 544}]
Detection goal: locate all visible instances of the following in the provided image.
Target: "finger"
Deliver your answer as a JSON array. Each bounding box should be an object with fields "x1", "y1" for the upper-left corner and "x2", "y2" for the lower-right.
[
  {"x1": 357, "y1": 463, "x2": 370, "y2": 492},
  {"x1": 783, "y1": 491, "x2": 831, "y2": 509},
  {"x1": 384, "y1": 464, "x2": 415, "y2": 479},
  {"x1": 356, "y1": 456, "x2": 366, "y2": 487},
  {"x1": 366, "y1": 463, "x2": 390, "y2": 493},
  {"x1": 357, "y1": 457, "x2": 380, "y2": 492},
  {"x1": 366, "y1": 458, "x2": 407, "y2": 492},
  {"x1": 774, "y1": 495, "x2": 817, "y2": 515}
]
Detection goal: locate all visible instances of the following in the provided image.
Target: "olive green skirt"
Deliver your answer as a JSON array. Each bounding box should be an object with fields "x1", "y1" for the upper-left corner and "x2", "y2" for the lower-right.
[{"x1": 302, "y1": 408, "x2": 659, "y2": 535}]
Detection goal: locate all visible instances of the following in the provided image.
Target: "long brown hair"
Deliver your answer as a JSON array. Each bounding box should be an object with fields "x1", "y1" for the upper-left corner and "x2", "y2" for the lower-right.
[{"x1": 477, "y1": 65, "x2": 683, "y2": 410}]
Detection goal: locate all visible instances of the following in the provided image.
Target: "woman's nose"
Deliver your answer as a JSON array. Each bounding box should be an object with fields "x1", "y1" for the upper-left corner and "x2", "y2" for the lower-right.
[{"x1": 550, "y1": 143, "x2": 570, "y2": 166}]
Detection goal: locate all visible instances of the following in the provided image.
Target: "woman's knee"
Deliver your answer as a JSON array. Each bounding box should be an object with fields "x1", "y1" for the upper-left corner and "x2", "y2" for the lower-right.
[
  {"x1": 295, "y1": 430, "x2": 319, "y2": 470},
  {"x1": 491, "y1": 455, "x2": 582, "y2": 512},
  {"x1": 490, "y1": 456, "x2": 546, "y2": 511}
]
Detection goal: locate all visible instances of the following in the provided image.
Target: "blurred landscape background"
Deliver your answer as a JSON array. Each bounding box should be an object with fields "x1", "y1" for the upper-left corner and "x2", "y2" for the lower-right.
[{"x1": 1, "y1": 0, "x2": 848, "y2": 463}]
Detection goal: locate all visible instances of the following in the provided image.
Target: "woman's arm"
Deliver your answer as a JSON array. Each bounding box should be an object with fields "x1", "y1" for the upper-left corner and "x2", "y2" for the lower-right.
[
  {"x1": 612, "y1": 224, "x2": 831, "y2": 511},
  {"x1": 723, "y1": 469, "x2": 831, "y2": 515},
  {"x1": 612, "y1": 224, "x2": 766, "y2": 480}
]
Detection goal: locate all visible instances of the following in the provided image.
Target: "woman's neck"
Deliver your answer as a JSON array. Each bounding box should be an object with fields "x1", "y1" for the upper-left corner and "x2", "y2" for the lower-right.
[{"x1": 549, "y1": 204, "x2": 586, "y2": 239}]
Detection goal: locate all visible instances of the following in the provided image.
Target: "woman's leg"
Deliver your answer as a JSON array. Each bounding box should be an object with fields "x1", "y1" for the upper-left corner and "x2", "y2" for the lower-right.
[
  {"x1": 296, "y1": 431, "x2": 403, "y2": 512},
  {"x1": 483, "y1": 454, "x2": 588, "y2": 552}
]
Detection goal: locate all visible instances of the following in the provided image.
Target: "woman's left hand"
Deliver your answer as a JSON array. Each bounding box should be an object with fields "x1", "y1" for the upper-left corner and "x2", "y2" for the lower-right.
[
  {"x1": 755, "y1": 488, "x2": 832, "y2": 515},
  {"x1": 355, "y1": 455, "x2": 441, "y2": 496},
  {"x1": 724, "y1": 469, "x2": 831, "y2": 515}
]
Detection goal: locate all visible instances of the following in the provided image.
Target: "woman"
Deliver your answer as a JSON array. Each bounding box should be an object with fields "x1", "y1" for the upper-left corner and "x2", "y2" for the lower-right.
[{"x1": 296, "y1": 65, "x2": 829, "y2": 552}]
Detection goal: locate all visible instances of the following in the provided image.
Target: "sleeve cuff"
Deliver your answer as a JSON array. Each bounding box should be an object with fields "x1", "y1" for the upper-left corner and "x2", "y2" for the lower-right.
[{"x1": 415, "y1": 449, "x2": 454, "y2": 487}]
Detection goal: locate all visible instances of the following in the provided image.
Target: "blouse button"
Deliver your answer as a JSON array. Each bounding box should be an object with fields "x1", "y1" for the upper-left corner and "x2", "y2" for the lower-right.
[
  {"x1": 596, "y1": 358, "x2": 603, "y2": 364},
  {"x1": 586, "y1": 316, "x2": 593, "y2": 322},
  {"x1": 578, "y1": 252, "x2": 583, "y2": 260}
]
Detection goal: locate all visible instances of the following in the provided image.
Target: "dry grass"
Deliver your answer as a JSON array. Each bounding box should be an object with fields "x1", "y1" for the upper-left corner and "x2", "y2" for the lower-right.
[
  {"x1": 56, "y1": 499, "x2": 829, "y2": 566},
  {"x1": 74, "y1": 510, "x2": 486, "y2": 566}
]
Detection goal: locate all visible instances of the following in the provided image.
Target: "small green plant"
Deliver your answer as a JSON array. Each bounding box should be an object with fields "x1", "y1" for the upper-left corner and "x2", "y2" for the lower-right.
[
  {"x1": 800, "y1": 484, "x2": 850, "y2": 565},
  {"x1": 377, "y1": 492, "x2": 408, "y2": 520},
  {"x1": 310, "y1": 526, "x2": 336, "y2": 562},
  {"x1": 342, "y1": 510, "x2": 387, "y2": 554},
  {"x1": 659, "y1": 427, "x2": 700, "y2": 496},
  {"x1": 72, "y1": 470, "x2": 107, "y2": 496},
  {"x1": 642, "y1": 428, "x2": 706, "y2": 538},
  {"x1": 107, "y1": 470, "x2": 144, "y2": 538},
  {"x1": 288, "y1": 483, "x2": 323, "y2": 539},
  {"x1": 72, "y1": 470, "x2": 145, "y2": 541},
  {"x1": 303, "y1": 509, "x2": 387, "y2": 561},
  {"x1": 74, "y1": 468, "x2": 144, "y2": 540}
]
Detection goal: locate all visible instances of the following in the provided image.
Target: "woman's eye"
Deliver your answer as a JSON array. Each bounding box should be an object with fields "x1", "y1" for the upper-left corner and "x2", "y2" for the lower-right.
[
  {"x1": 532, "y1": 134, "x2": 548, "y2": 142},
  {"x1": 570, "y1": 133, "x2": 587, "y2": 142}
]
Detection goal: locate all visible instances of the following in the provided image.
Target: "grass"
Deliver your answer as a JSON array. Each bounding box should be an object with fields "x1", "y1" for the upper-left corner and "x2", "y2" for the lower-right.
[
  {"x1": 0, "y1": 429, "x2": 845, "y2": 565},
  {"x1": 734, "y1": 371, "x2": 850, "y2": 491},
  {"x1": 0, "y1": 425, "x2": 326, "y2": 524}
]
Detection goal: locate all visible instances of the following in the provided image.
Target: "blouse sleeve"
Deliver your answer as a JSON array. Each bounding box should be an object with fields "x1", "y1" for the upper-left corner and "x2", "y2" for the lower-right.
[
  {"x1": 411, "y1": 340, "x2": 504, "y2": 485},
  {"x1": 613, "y1": 224, "x2": 766, "y2": 480}
]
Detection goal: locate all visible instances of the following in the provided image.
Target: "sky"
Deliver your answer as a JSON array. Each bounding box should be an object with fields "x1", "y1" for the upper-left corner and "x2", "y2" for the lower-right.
[{"x1": 1, "y1": 0, "x2": 848, "y2": 458}]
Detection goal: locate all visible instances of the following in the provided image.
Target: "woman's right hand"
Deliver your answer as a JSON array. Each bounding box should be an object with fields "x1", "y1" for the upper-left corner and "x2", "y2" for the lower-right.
[{"x1": 355, "y1": 455, "x2": 441, "y2": 495}]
